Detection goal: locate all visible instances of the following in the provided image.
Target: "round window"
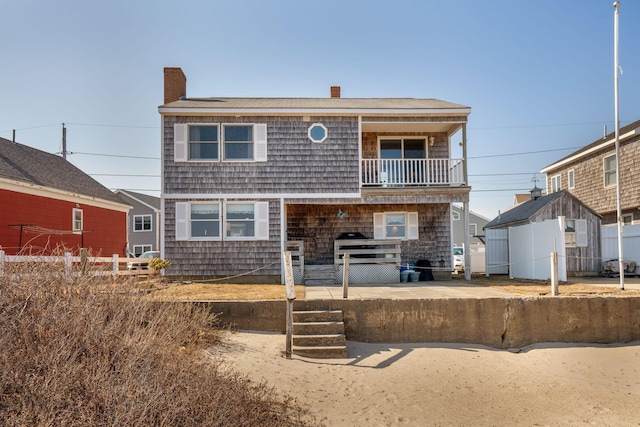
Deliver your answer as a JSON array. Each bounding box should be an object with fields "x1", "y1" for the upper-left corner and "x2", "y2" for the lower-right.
[{"x1": 308, "y1": 123, "x2": 328, "y2": 143}]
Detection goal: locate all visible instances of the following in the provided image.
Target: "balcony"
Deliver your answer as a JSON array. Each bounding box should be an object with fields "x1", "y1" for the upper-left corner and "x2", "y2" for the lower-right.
[{"x1": 362, "y1": 158, "x2": 465, "y2": 187}]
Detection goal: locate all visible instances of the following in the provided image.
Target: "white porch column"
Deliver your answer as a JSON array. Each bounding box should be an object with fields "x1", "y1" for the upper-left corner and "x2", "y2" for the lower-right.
[{"x1": 463, "y1": 201, "x2": 471, "y2": 281}]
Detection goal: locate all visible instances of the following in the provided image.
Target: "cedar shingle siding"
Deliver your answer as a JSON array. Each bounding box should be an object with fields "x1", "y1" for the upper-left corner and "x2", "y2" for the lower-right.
[{"x1": 163, "y1": 116, "x2": 360, "y2": 194}]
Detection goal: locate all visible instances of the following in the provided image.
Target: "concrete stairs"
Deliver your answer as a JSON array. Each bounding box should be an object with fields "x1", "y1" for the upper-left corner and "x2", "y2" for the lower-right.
[
  {"x1": 303, "y1": 264, "x2": 336, "y2": 286},
  {"x1": 292, "y1": 309, "x2": 347, "y2": 358}
]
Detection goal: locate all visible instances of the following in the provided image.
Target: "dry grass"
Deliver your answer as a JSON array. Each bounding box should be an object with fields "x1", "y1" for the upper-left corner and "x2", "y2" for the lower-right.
[
  {"x1": 0, "y1": 259, "x2": 319, "y2": 426},
  {"x1": 463, "y1": 274, "x2": 640, "y2": 296},
  {"x1": 148, "y1": 282, "x2": 306, "y2": 301}
]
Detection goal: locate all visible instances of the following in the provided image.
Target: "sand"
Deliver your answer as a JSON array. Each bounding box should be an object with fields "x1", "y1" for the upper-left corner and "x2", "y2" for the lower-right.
[{"x1": 211, "y1": 331, "x2": 640, "y2": 426}]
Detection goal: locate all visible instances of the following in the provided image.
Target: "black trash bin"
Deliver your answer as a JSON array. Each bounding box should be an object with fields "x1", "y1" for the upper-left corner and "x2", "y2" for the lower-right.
[{"x1": 415, "y1": 259, "x2": 434, "y2": 281}]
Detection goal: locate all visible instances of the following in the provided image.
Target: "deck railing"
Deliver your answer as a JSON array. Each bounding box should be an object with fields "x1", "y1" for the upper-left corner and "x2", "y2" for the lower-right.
[{"x1": 361, "y1": 158, "x2": 465, "y2": 187}]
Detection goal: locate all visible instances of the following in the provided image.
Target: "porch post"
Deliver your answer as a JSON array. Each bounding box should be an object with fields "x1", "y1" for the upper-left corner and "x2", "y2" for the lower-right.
[
  {"x1": 462, "y1": 123, "x2": 468, "y2": 185},
  {"x1": 463, "y1": 201, "x2": 471, "y2": 281}
]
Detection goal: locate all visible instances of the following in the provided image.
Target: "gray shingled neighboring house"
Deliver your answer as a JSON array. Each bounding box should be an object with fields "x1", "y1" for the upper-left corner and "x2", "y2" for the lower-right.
[
  {"x1": 484, "y1": 188, "x2": 602, "y2": 276},
  {"x1": 115, "y1": 190, "x2": 161, "y2": 256},
  {"x1": 159, "y1": 67, "x2": 472, "y2": 283},
  {"x1": 541, "y1": 119, "x2": 640, "y2": 225}
]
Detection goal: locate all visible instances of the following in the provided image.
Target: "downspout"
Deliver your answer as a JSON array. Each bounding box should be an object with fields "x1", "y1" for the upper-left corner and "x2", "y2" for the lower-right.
[
  {"x1": 160, "y1": 116, "x2": 165, "y2": 261},
  {"x1": 280, "y1": 197, "x2": 285, "y2": 283}
]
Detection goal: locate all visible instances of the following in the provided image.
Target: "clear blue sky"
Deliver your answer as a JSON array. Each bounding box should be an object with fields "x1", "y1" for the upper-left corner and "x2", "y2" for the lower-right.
[{"x1": 1, "y1": 0, "x2": 639, "y2": 219}]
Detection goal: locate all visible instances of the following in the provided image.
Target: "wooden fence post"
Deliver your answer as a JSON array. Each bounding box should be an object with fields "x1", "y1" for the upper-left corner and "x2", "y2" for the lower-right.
[
  {"x1": 283, "y1": 251, "x2": 296, "y2": 360},
  {"x1": 342, "y1": 253, "x2": 350, "y2": 299},
  {"x1": 80, "y1": 248, "x2": 88, "y2": 276},
  {"x1": 0, "y1": 249, "x2": 4, "y2": 277}
]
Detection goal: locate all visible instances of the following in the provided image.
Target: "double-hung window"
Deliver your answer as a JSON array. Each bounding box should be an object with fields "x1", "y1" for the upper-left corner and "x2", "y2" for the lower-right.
[
  {"x1": 174, "y1": 123, "x2": 267, "y2": 162},
  {"x1": 190, "y1": 203, "x2": 221, "y2": 238},
  {"x1": 604, "y1": 154, "x2": 616, "y2": 187},
  {"x1": 568, "y1": 170, "x2": 575, "y2": 189},
  {"x1": 133, "y1": 245, "x2": 152, "y2": 256},
  {"x1": 373, "y1": 212, "x2": 419, "y2": 240},
  {"x1": 72, "y1": 208, "x2": 83, "y2": 233},
  {"x1": 175, "y1": 201, "x2": 269, "y2": 241},
  {"x1": 134, "y1": 214, "x2": 152, "y2": 232},
  {"x1": 189, "y1": 125, "x2": 219, "y2": 160},
  {"x1": 550, "y1": 175, "x2": 561, "y2": 193}
]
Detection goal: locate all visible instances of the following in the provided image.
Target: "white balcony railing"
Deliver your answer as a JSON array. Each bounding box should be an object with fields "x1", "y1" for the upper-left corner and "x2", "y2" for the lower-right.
[{"x1": 361, "y1": 158, "x2": 465, "y2": 187}]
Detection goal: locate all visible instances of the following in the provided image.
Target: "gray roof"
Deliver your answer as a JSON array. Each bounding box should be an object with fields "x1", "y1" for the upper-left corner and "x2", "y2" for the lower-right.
[
  {"x1": 115, "y1": 189, "x2": 160, "y2": 211},
  {"x1": 484, "y1": 191, "x2": 565, "y2": 229},
  {"x1": 542, "y1": 118, "x2": 640, "y2": 171},
  {"x1": 0, "y1": 137, "x2": 125, "y2": 205},
  {"x1": 160, "y1": 97, "x2": 471, "y2": 112}
]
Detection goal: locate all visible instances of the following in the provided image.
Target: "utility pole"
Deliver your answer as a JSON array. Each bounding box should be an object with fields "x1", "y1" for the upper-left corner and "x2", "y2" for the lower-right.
[
  {"x1": 62, "y1": 123, "x2": 67, "y2": 160},
  {"x1": 613, "y1": 2, "x2": 624, "y2": 290}
]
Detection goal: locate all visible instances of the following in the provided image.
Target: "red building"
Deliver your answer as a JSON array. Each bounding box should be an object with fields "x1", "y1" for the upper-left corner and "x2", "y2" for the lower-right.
[{"x1": 0, "y1": 137, "x2": 130, "y2": 256}]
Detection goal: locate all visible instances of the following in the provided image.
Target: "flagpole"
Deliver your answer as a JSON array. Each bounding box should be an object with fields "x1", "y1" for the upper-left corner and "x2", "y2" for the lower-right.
[{"x1": 613, "y1": 1, "x2": 624, "y2": 290}]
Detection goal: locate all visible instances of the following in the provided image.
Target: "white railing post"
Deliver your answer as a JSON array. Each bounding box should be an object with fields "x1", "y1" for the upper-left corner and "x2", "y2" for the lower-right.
[
  {"x1": 64, "y1": 252, "x2": 72, "y2": 282},
  {"x1": 112, "y1": 254, "x2": 118, "y2": 281}
]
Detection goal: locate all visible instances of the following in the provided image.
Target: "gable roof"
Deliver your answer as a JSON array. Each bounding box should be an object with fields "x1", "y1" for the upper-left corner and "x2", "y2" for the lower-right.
[
  {"x1": 484, "y1": 191, "x2": 566, "y2": 229},
  {"x1": 541, "y1": 118, "x2": 640, "y2": 173},
  {"x1": 0, "y1": 137, "x2": 125, "y2": 206},
  {"x1": 115, "y1": 189, "x2": 160, "y2": 211},
  {"x1": 159, "y1": 97, "x2": 471, "y2": 114}
]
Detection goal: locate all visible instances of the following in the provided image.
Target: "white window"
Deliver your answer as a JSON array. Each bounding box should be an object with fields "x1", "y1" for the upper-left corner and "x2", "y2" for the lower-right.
[
  {"x1": 133, "y1": 245, "x2": 152, "y2": 257},
  {"x1": 133, "y1": 214, "x2": 152, "y2": 232},
  {"x1": 72, "y1": 208, "x2": 83, "y2": 233},
  {"x1": 565, "y1": 219, "x2": 587, "y2": 248},
  {"x1": 568, "y1": 169, "x2": 575, "y2": 189},
  {"x1": 189, "y1": 125, "x2": 219, "y2": 160},
  {"x1": 174, "y1": 123, "x2": 267, "y2": 162},
  {"x1": 175, "y1": 201, "x2": 269, "y2": 241},
  {"x1": 604, "y1": 155, "x2": 616, "y2": 187},
  {"x1": 550, "y1": 175, "x2": 561, "y2": 193},
  {"x1": 452, "y1": 211, "x2": 460, "y2": 221},
  {"x1": 469, "y1": 223, "x2": 477, "y2": 237},
  {"x1": 373, "y1": 212, "x2": 419, "y2": 240},
  {"x1": 190, "y1": 203, "x2": 221, "y2": 239}
]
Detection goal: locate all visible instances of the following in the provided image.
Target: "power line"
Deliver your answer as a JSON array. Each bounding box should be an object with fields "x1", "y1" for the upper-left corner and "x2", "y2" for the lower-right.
[
  {"x1": 65, "y1": 122, "x2": 157, "y2": 129},
  {"x1": 70, "y1": 151, "x2": 160, "y2": 160},
  {"x1": 469, "y1": 146, "x2": 583, "y2": 160}
]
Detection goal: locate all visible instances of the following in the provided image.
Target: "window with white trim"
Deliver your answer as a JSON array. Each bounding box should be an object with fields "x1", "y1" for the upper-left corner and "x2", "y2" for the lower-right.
[
  {"x1": 622, "y1": 214, "x2": 633, "y2": 225},
  {"x1": 373, "y1": 212, "x2": 419, "y2": 240},
  {"x1": 133, "y1": 214, "x2": 152, "y2": 232},
  {"x1": 175, "y1": 201, "x2": 269, "y2": 241},
  {"x1": 308, "y1": 123, "x2": 328, "y2": 143},
  {"x1": 550, "y1": 175, "x2": 561, "y2": 193},
  {"x1": 469, "y1": 223, "x2": 477, "y2": 237},
  {"x1": 568, "y1": 169, "x2": 575, "y2": 189},
  {"x1": 452, "y1": 211, "x2": 460, "y2": 221},
  {"x1": 72, "y1": 208, "x2": 83, "y2": 233},
  {"x1": 565, "y1": 218, "x2": 587, "y2": 247},
  {"x1": 174, "y1": 123, "x2": 267, "y2": 162},
  {"x1": 133, "y1": 245, "x2": 152, "y2": 256},
  {"x1": 604, "y1": 155, "x2": 616, "y2": 187}
]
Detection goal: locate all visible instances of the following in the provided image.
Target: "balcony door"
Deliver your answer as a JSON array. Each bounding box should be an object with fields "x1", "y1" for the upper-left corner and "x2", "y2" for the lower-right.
[{"x1": 379, "y1": 138, "x2": 426, "y2": 185}]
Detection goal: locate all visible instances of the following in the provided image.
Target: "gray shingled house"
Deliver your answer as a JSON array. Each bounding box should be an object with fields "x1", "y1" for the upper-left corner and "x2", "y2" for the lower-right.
[
  {"x1": 115, "y1": 190, "x2": 161, "y2": 256},
  {"x1": 159, "y1": 68, "x2": 472, "y2": 283}
]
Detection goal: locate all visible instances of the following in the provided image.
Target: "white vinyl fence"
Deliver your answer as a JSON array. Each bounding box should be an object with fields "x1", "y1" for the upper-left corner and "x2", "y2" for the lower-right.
[{"x1": 601, "y1": 224, "x2": 640, "y2": 274}]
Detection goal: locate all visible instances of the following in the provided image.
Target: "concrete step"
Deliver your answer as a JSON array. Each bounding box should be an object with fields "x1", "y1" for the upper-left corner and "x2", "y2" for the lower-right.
[
  {"x1": 293, "y1": 310, "x2": 343, "y2": 323},
  {"x1": 293, "y1": 321, "x2": 344, "y2": 335},
  {"x1": 292, "y1": 345, "x2": 348, "y2": 359},
  {"x1": 292, "y1": 333, "x2": 346, "y2": 347}
]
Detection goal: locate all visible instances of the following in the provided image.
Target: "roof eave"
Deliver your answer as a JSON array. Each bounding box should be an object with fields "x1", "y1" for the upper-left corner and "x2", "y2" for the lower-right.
[{"x1": 158, "y1": 106, "x2": 472, "y2": 117}]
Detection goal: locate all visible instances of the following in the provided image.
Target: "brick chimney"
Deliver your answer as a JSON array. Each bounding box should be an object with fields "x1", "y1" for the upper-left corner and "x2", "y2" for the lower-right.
[
  {"x1": 330, "y1": 86, "x2": 341, "y2": 98},
  {"x1": 164, "y1": 67, "x2": 187, "y2": 104}
]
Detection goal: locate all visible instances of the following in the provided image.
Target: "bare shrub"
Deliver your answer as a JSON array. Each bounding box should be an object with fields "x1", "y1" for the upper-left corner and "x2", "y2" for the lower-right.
[{"x1": 0, "y1": 258, "x2": 317, "y2": 426}]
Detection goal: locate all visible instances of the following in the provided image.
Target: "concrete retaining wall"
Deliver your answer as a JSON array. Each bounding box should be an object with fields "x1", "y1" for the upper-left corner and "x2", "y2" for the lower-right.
[{"x1": 205, "y1": 296, "x2": 640, "y2": 349}]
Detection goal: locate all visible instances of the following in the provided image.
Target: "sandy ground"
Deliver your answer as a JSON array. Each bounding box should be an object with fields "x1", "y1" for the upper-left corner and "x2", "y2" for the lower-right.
[{"x1": 211, "y1": 331, "x2": 640, "y2": 426}]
